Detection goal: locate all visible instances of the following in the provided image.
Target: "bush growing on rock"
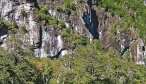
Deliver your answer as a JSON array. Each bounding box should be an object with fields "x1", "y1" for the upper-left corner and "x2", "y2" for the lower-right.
[{"x1": 97, "y1": 0, "x2": 146, "y2": 42}]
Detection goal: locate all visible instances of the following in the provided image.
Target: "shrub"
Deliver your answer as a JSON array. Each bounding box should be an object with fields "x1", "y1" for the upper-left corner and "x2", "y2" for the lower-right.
[
  {"x1": 21, "y1": 9, "x2": 27, "y2": 17},
  {"x1": 59, "y1": 20, "x2": 66, "y2": 28},
  {"x1": 19, "y1": 26, "x2": 28, "y2": 33}
]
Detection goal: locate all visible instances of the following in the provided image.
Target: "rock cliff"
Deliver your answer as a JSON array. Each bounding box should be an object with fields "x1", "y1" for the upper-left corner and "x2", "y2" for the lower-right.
[
  {"x1": 0, "y1": 0, "x2": 146, "y2": 65},
  {"x1": 0, "y1": 0, "x2": 94, "y2": 57}
]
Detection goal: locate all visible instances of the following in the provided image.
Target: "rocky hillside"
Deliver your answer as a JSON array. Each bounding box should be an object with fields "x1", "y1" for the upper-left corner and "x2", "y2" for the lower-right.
[
  {"x1": 1, "y1": 0, "x2": 146, "y2": 64},
  {"x1": 0, "y1": 0, "x2": 95, "y2": 57},
  {"x1": 1, "y1": 0, "x2": 146, "y2": 83}
]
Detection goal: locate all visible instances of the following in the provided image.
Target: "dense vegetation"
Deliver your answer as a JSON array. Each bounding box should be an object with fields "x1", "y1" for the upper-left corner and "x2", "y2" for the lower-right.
[
  {"x1": 1, "y1": 40, "x2": 146, "y2": 83},
  {"x1": 1, "y1": 0, "x2": 146, "y2": 84},
  {"x1": 0, "y1": 47, "x2": 53, "y2": 84},
  {"x1": 57, "y1": 41, "x2": 146, "y2": 84}
]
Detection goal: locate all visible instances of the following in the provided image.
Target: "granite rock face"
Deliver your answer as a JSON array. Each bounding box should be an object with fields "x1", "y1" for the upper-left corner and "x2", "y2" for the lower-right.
[
  {"x1": 0, "y1": 0, "x2": 94, "y2": 57},
  {"x1": 0, "y1": 0, "x2": 146, "y2": 64}
]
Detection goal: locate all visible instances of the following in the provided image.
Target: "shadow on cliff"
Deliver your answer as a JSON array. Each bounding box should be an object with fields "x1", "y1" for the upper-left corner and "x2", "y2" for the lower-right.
[
  {"x1": 91, "y1": 9, "x2": 99, "y2": 39},
  {"x1": 0, "y1": 26, "x2": 8, "y2": 44},
  {"x1": 83, "y1": 0, "x2": 99, "y2": 39},
  {"x1": 49, "y1": 49, "x2": 65, "y2": 59},
  {"x1": 27, "y1": 0, "x2": 39, "y2": 8}
]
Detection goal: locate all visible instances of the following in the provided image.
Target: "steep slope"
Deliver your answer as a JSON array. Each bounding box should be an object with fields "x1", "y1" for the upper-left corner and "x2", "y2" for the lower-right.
[
  {"x1": 96, "y1": 0, "x2": 146, "y2": 65},
  {"x1": 1, "y1": 0, "x2": 146, "y2": 83},
  {"x1": 0, "y1": 0, "x2": 95, "y2": 57},
  {"x1": 0, "y1": 0, "x2": 146, "y2": 64}
]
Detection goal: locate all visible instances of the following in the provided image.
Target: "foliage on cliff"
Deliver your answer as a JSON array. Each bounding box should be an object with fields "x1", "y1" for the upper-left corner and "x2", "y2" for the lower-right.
[
  {"x1": 97, "y1": 0, "x2": 146, "y2": 42},
  {"x1": 1, "y1": 0, "x2": 146, "y2": 84}
]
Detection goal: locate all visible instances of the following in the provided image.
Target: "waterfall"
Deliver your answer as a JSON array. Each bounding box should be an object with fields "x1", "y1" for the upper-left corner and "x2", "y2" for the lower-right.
[{"x1": 57, "y1": 35, "x2": 64, "y2": 50}]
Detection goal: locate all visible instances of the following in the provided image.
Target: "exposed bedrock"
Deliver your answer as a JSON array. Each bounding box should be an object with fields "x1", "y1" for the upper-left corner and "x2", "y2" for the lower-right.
[
  {"x1": 0, "y1": 0, "x2": 95, "y2": 57},
  {"x1": 96, "y1": 8, "x2": 146, "y2": 65},
  {"x1": 0, "y1": 0, "x2": 146, "y2": 65}
]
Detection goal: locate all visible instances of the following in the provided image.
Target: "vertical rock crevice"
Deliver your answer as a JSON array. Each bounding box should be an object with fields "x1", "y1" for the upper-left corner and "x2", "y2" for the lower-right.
[{"x1": 83, "y1": 0, "x2": 99, "y2": 39}]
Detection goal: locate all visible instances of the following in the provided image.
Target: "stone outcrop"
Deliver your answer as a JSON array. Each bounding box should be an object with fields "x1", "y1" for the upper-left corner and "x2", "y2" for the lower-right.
[
  {"x1": 0, "y1": 0, "x2": 94, "y2": 57},
  {"x1": 95, "y1": 7, "x2": 146, "y2": 65},
  {"x1": 0, "y1": 0, "x2": 146, "y2": 65}
]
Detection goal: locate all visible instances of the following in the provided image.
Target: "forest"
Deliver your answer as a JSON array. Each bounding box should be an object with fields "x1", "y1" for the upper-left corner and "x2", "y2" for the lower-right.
[{"x1": 1, "y1": 0, "x2": 146, "y2": 84}]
